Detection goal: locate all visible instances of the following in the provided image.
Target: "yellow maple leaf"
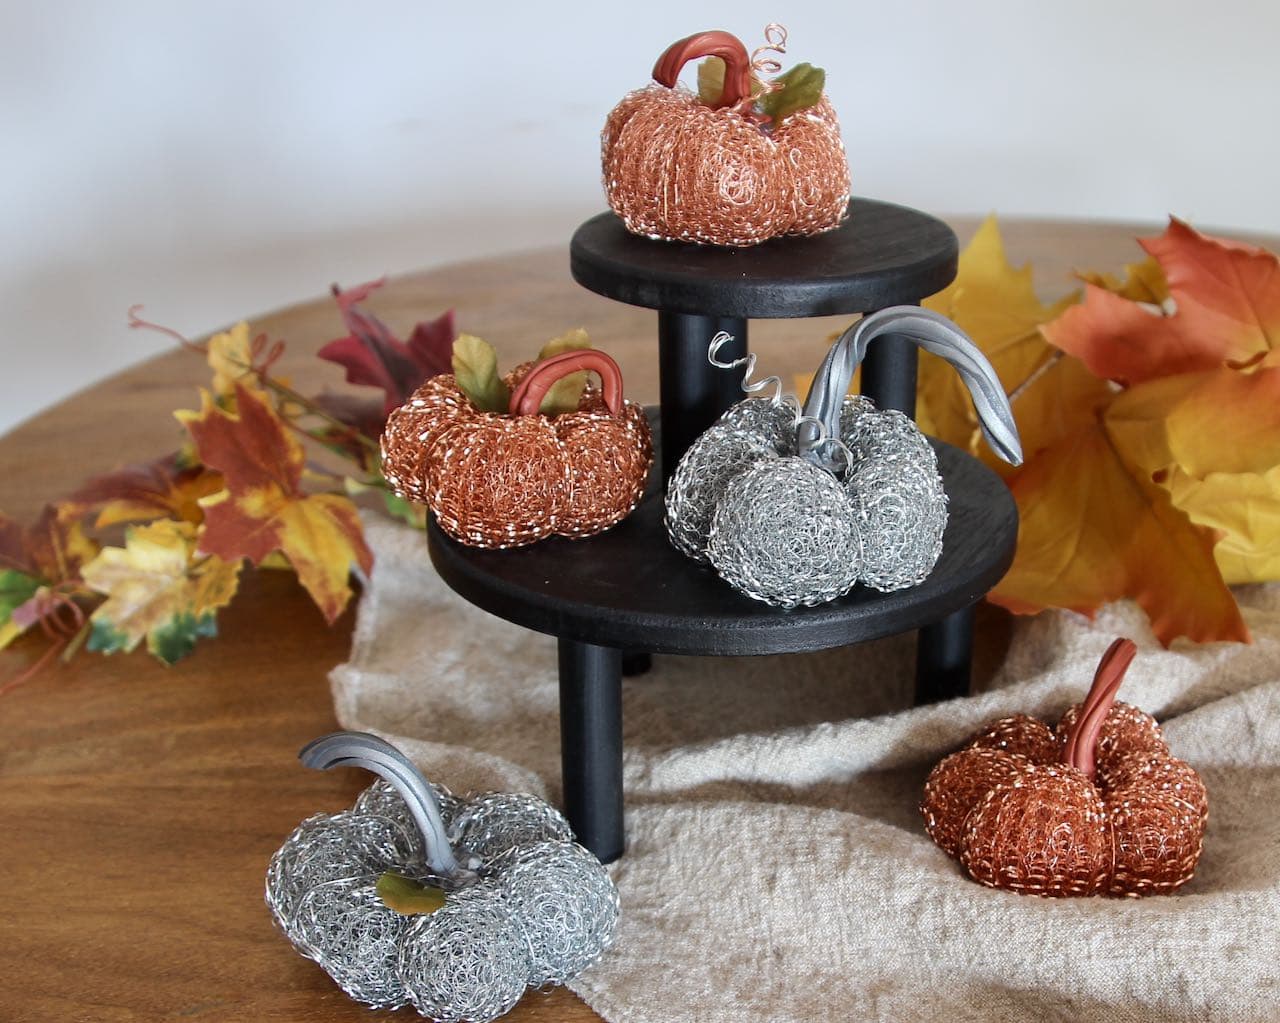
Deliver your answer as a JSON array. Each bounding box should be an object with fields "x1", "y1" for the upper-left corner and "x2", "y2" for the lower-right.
[
  {"x1": 918, "y1": 215, "x2": 1080, "y2": 472},
  {"x1": 82, "y1": 519, "x2": 241, "y2": 664},
  {"x1": 207, "y1": 322, "x2": 268, "y2": 403}
]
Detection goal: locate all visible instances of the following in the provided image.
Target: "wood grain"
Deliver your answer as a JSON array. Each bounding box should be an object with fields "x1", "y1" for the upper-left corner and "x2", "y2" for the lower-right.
[{"x1": 1, "y1": 215, "x2": 1273, "y2": 1022}]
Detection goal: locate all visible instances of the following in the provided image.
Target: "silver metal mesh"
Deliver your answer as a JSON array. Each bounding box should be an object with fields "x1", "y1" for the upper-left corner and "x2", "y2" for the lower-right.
[
  {"x1": 354, "y1": 779, "x2": 464, "y2": 863},
  {"x1": 496, "y1": 841, "x2": 621, "y2": 987},
  {"x1": 397, "y1": 882, "x2": 531, "y2": 1023},
  {"x1": 665, "y1": 423, "x2": 779, "y2": 562},
  {"x1": 449, "y1": 792, "x2": 574, "y2": 861},
  {"x1": 841, "y1": 403, "x2": 948, "y2": 591},
  {"x1": 665, "y1": 398, "x2": 797, "y2": 562},
  {"x1": 266, "y1": 811, "x2": 408, "y2": 925},
  {"x1": 706, "y1": 457, "x2": 864, "y2": 608},
  {"x1": 268, "y1": 785, "x2": 619, "y2": 1020},
  {"x1": 290, "y1": 876, "x2": 412, "y2": 1009}
]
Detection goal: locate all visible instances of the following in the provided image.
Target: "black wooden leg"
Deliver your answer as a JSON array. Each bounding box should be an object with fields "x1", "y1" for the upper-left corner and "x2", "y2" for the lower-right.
[
  {"x1": 558, "y1": 638, "x2": 624, "y2": 862},
  {"x1": 658, "y1": 311, "x2": 748, "y2": 482},
  {"x1": 860, "y1": 303, "x2": 920, "y2": 419},
  {"x1": 915, "y1": 604, "x2": 975, "y2": 704}
]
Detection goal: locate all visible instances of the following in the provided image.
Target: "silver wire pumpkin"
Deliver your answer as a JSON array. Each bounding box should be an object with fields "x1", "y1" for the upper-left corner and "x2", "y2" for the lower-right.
[
  {"x1": 265, "y1": 732, "x2": 619, "y2": 1022},
  {"x1": 665, "y1": 307, "x2": 1023, "y2": 607}
]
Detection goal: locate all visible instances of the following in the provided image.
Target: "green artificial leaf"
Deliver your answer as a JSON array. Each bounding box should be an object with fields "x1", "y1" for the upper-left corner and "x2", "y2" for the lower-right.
[
  {"x1": 696, "y1": 57, "x2": 765, "y2": 107},
  {"x1": 758, "y1": 63, "x2": 826, "y2": 124},
  {"x1": 698, "y1": 56, "x2": 727, "y2": 105},
  {"x1": 382, "y1": 489, "x2": 427, "y2": 528},
  {"x1": 376, "y1": 871, "x2": 447, "y2": 915},
  {"x1": 0, "y1": 570, "x2": 42, "y2": 650},
  {"x1": 0, "y1": 570, "x2": 40, "y2": 622},
  {"x1": 147, "y1": 611, "x2": 218, "y2": 665},
  {"x1": 452, "y1": 334, "x2": 510, "y2": 413},
  {"x1": 537, "y1": 328, "x2": 592, "y2": 415},
  {"x1": 537, "y1": 328, "x2": 591, "y2": 362}
]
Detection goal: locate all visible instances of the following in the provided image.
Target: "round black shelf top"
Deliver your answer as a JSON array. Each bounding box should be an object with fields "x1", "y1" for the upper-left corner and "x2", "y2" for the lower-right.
[
  {"x1": 426, "y1": 438, "x2": 1016, "y2": 657},
  {"x1": 569, "y1": 199, "x2": 959, "y2": 319}
]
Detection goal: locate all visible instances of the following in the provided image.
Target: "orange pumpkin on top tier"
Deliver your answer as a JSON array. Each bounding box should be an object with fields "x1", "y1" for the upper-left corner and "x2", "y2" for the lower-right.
[{"x1": 602, "y1": 29, "x2": 850, "y2": 247}]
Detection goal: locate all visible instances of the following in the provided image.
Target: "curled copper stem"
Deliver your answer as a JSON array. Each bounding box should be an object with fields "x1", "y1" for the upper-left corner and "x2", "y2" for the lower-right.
[
  {"x1": 1063, "y1": 638, "x2": 1138, "y2": 779},
  {"x1": 652, "y1": 30, "x2": 753, "y2": 108},
  {"x1": 750, "y1": 23, "x2": 788, "y2": 81},
  {"x1": 508, "y1": 350, "x2": 625, "y2": 417}
]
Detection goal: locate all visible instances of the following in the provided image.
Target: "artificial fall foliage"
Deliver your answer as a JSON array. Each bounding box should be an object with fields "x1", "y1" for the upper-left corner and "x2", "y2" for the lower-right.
[
  {"x1": 0, "y1": 281, "x2": 456, "y2": 680},
  {"x1": 918, "y1": 216, "x2": 1280, "y2": 646}
]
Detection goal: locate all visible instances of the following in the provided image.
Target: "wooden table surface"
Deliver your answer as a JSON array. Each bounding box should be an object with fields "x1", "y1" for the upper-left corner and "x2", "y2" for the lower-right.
[{"x1": 2, "y1": 214, "x2": 1272, "y2": 1022}]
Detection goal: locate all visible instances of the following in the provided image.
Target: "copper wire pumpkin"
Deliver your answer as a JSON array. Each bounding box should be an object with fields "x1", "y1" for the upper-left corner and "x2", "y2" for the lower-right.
[
  {"x1": 921, "y1": 639, "x2": 1209, "y2": 897},
  {"x1": 381, "y1": 350, "x2": 652, "y2": 549},
  {"x1": 602, "y1": 30, "x2": 850, "y2": 247}
]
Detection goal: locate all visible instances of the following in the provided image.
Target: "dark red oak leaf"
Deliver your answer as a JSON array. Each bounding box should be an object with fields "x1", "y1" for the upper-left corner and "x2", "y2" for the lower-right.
[{"x1": 318, "y1": 278, "x2": 456, "y2": 419}]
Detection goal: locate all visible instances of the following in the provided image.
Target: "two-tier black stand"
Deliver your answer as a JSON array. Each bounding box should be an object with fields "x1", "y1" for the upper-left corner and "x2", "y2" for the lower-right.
[{"x1": 427, "y1": 199, "x2": 1018, "y2": 863}]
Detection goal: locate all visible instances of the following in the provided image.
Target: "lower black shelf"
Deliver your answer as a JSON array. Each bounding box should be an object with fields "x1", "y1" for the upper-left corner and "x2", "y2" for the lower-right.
[{"x1": 426, "y1": 439, "x2": 1017, "y2": 657}]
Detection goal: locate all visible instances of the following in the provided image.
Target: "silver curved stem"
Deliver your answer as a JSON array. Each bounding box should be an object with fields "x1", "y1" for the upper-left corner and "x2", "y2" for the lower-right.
[
  {"x1": 708, "y1": 331, "x2": 789, "y2": 407},
  {"x1": 797, "y1": 307, "x2": 1023, "y2": 469},
  {"x1": 300, "y1": 731, "x2": 464, "y2": 877}
]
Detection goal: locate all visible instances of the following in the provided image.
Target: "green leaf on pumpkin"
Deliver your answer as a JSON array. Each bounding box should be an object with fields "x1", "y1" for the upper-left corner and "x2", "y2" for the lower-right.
[
  {"x1": 376, "y1": 871, "x2": 447, "y2": 915},
  {"x1": 758, "y1": 63, "x2": 826, "y2": 124},
  {"x1": 536, "y1": 328, "x2": 592, "y2": 415},
  {"x1": 452, "y1": 334, "x2": 510, "y2": 413},
  {"x1": 696, "y1": 57, "x2": 765, "y2": 107}
]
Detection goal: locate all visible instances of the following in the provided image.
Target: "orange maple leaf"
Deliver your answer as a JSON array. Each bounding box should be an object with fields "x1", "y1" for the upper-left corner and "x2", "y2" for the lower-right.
[
  {"x1": 178, "y1": 384, "x2": 373, "y2": 624},
  {"x1": 66, "y1": 453, "x2": 224, "y2": 528},
  {"x1": 1043, "y1": 219, "x2": 1280, "y2": 384}
]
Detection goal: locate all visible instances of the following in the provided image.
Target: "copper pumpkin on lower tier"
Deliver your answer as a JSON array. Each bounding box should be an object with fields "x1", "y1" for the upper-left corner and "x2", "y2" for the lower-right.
[
  {"x1": 921, "y1": 639, "x2": 1208, "y2": 897},
  {"x1": 381, "y1": 350, "x2": 652, "y2": 549}
]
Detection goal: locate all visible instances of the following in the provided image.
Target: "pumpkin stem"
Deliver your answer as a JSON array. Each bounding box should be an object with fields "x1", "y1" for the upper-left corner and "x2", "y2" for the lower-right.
[
  {"x1": 299, "y1": 731, "x2": 474, "y2": 880},
  {"x1": 1062, "y1": 638, "x2": 1137, "y2": 780},
  {"x1": 508, "y1": 349, "x2": 625, "y2": 417},
  {"x1": 652, "y1": 30, "x2": 754, "y2": 109}
]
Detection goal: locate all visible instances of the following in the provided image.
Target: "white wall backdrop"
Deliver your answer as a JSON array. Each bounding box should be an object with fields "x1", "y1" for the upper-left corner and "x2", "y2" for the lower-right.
[{"x1": 3, "y1": 0, "x2": 1278, "y2": 435}]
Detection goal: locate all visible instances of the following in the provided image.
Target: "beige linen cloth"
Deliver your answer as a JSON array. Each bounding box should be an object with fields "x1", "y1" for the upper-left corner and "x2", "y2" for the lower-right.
[{"x1": 331, "y1": 517, "x2": 1280, "y2": 1023}]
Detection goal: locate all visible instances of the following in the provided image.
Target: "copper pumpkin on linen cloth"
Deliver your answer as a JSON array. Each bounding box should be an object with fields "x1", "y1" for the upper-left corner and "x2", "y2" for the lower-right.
[
  {"x1": 602, "y1": 30, "x2": 850, "y2": 247},
  {"x1": 381, "y1": 350, "x2": 653, "y2": 549},
  {"x1": 921, "y1": 639, "x2": 1208, "y2": 897}
]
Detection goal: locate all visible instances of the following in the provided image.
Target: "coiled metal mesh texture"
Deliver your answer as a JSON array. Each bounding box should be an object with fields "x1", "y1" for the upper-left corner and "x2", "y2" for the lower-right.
[
  {"x1": 666, "y1": 396, "x2": 948, "y2": 606},
  {"x1": 398, "y1": 883, "x2": 530, "y2": 1023},
  {"x1": 381, "y1": 371, "x2": 652, "y2": 549},
  {"x1": 708, "y1": 457, "x2": 863, "y2": 608},
  {"x1": 266, "y1": 783, "x2": 618, "y2": 1019},
  {"x1": 495, "y1": 841, "x2": 622, "y2": 986},
  {"x1": 602, "y1": 85, "x2": 850, "y2": 247},
  {"x1": 448, "y1": 792, "x2": 575, "y2": 861},
  {"x1": 842, "y1": 406, "x2": 948, "y2": 591},
  {"x1": 921, "y1": 707, "x2": 1208, "y2": 897}
]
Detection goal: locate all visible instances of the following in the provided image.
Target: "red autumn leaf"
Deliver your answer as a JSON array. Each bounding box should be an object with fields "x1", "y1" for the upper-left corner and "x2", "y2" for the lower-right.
[
  {"x1": 0, "y1": 504, "x2": 98, "y2": 584},
  {"x1": 319, "y1": 278, "x2": 456, "y2": 418},
  {"x1": 177, "y1": 384, "x2": 373, "y2": 623},
  {"x1": 1044, "y1": 218, "x2": 1280, "y2": 384},
  {"x1": 65, "y1": 453, "x2": 225, "y2": 528}
]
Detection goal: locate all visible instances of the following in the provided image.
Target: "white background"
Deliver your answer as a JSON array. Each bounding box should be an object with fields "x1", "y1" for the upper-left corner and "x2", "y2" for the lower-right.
[{"x1": 3, "y1": 0, "x2": 1277, "y2": 435}]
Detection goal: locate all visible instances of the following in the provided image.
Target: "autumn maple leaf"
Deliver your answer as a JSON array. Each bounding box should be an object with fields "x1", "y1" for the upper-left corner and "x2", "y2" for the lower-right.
[
  {"x1": 177, "y1": 383, "x2": 373, "y2": 623},
  {"x1": 917, "y1": 217, "x2": 1280, "y2": 646},
  {"x1": 0, "y1": 504, "x2": 100, "y2": 650},
  {"x1": 66, "y1": 452, "x2": 224, "y2": 528},
  {"x1": 82, "y1": 519, "x2": 240, "y2": 664},
  {"x1": 1043, "y1": 219, "x2": 1280, "y2": 383},
  {"x1": 318, "y1": 278, "x2": 456, "y2": 419}
]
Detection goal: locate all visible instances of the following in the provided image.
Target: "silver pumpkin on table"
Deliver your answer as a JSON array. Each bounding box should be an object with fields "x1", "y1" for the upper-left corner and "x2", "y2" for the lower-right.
[{"x1": 265, "y1": 732, "x2": 619, "y2": 1023}]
